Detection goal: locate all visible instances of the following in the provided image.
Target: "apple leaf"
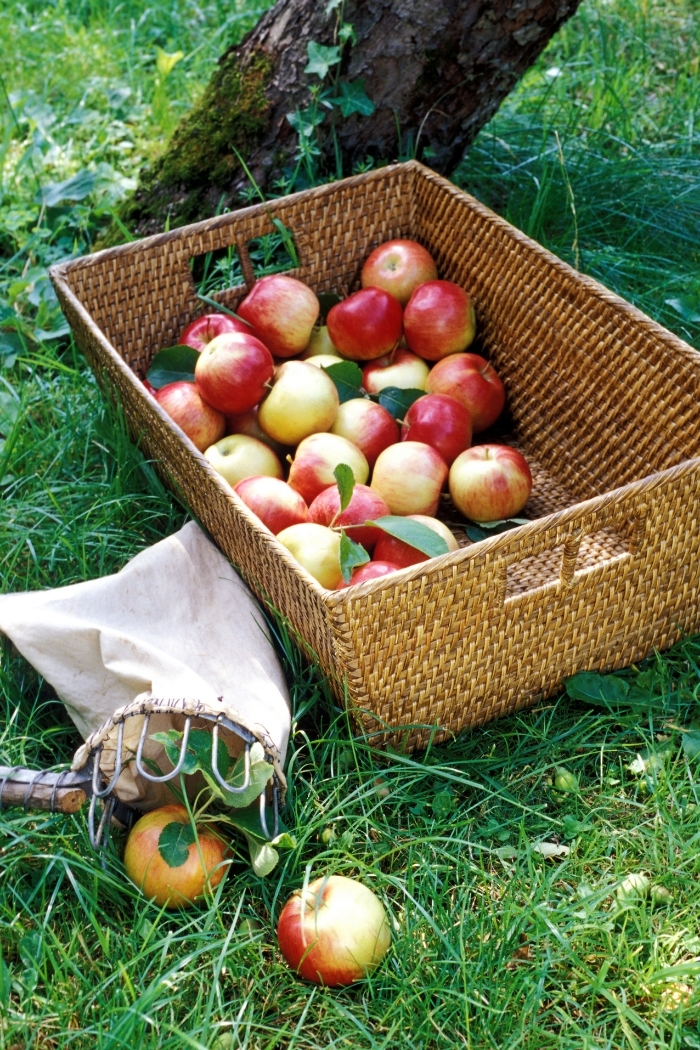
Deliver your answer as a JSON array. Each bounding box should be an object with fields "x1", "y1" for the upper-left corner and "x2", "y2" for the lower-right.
[
  {"x1": 565, "y1": 672, "x2": 630, "y2": 707},
  {"x1": 334, "y1": 462, "x2": 355, "y2": 512},
  {"x1": 158, "y1": 820, "x2": 196, "y2": 868},
  {"x1": 370, "y1": 515, "x2": 450, "y2": 558},
  {"x1": 146, "y1": 345, "x2": 199, "y2": 388},
  {"x1": 376, "y1": 387, "x2": 425, "y2": 419},
  {"x1": 339, "y1": 530, "x2": 370, "y2": 583},
  {"x1": 150, "y1": 728, "x2": 199, "y2": 776},
  {"x1": 464, "y1": 518, "x2": 530, "y2": 542},
  {"x1": 317, "y1": 292, "x2": 343, "y2": 322},
  {"x1": 202, "y1": 741, "x2": 274, "y2": 809},
  {"x1": 243, "y1": 833, "x2": 279, "y2": 877},
  {"x1": 304, "y1": 41, "x2": 342, "y2": 79},
  {"x1": 330, "y1": 79, "x2": 375, "y2": 118},
  {"x1": 322, "y1": 360, "x2": 364, "y2": 403},
  {"x1": 219, "y1": 803, "x2": 286, "y2": 842}
]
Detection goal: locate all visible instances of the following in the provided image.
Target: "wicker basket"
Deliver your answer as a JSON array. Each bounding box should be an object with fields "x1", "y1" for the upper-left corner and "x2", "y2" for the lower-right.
[{"x1": 50, "y1": 161, "x2": 700, "y2": 751}]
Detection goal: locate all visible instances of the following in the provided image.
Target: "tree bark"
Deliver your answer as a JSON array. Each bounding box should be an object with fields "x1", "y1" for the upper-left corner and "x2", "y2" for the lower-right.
[{"x1": 121, "y1": 0, "x2": 583, "y2": 238}]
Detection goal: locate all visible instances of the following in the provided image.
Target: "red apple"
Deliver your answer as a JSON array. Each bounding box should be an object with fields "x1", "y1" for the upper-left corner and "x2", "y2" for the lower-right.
[
  {"x1": 194, "y1": 332, "x2": 275, "y2": 414},
  {"x1": 308, "y1": 483, "x2": 390, "y2": 551},
  {"x1": 258, "y1": 361, "x2": 339, "y2": 445},
  {"x1": 449, "y1": 445, "x2": 532, "y2": 521},
  {"x1": 155, "y1": 381, "x2": 226, "y2": 452},
  {"x1": 142, "y1": 377, "x2": 157, "y2": 397},
  {"x1": 425, "y1": 353, "x2": 506, "y2": 433},
  {"x1": 276, "y1": 523, "x2": 342, "y2": 589},
  {"x1": 371, "y1": 441, "x2": 448, "y2": 516},
  {"x1": 225, "y1": 406, "x2": 286, "y2": 456},
  {"x1": 400, "y1": 393, "x2": 472, "y2": 465},
  {"x1": 362, "y1": 348, "x2": 429, "y2": 394},
  {"x1": 337, "y1": 561, "x2": 401, "y2": 588},
  {"x1": 403, "y1": 280, "x2": 476, "y2": 361},
  {"x1": 288, "y1": 433, "x2": 369, "y2": 505},
  {"x1": 204, "y1": 434, "x2": 283, "y2": 487},
  {"x1": 277, "y1": 874, "x2": 391, "y2": 986},
  {"x1": 234, "y1": 476, "x2": 308, "y2": 534},
  {"x1": 330, "y1": 398, "x2": 399, "y2": 468},
  {"x1": 180, "y1": 312, "x2": 251, "y2": 351},
  {"x1": 361, "y1": 239, "x2": 438, "y2": 306},
  {"x1": 123, "y1": 804, "x2": 228, "y2": 909},
  {"x1": 326, "y1": 287, "x2": 403, "y2": 362},
  {"x1": 237, "y1": 275, "x2": 319, "y2": 358},
  {"x1": 373, "y1": 514, "x2": 460, "y2": 568}
]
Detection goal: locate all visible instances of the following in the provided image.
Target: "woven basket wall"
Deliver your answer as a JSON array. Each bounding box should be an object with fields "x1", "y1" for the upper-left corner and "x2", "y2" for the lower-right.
[{"x1": 51, "y1": 161, "x2": 700, "y2": 751}]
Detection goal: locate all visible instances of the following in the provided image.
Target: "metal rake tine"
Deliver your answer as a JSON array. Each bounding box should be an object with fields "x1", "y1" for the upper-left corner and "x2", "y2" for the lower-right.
[
  {"x1": 272, "y1": 780, "x2": 280, "y2": 839},
  {"x1": 259, "y1": 789, "x2": 270, "y2": 840},
  {"x1": 91, "y1": 720, "x2": 125, "y2": 799},
  {"x1": 210, "y1": 725, "x2": 251, "y2": 795},
  {"x1": 135, "y1": 714, "x2": 192, "y2": 783}
]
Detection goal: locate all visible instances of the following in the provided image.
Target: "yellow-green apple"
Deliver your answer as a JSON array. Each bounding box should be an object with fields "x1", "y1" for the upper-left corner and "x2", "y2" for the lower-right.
[
  {"x1": 204, "y1": 434, "x2": 283, "y2": 487},
  {"x1": 373, "y1": 514, "x2": 459, "y2": 568},
  {"x1": 362, "y1": 349, "x2": 429, "y2": 394},
  {"x1": 123, "y1": 804, "x2": 228, "y2": 909},
  {"x1": 180, "y1": 312, "x2": 251, "y2": 351},
  {"x1": 330, "y1": 398, "x2": 399, "y2": 468},
  {"x1": 403, "y1": 280, "x2": 476, "y2": 361},
  {"x1": 337, "y1": 561, "x2": 401, "y2": 588},
  {"x1": 449, "y1": 445, "x2": 532, "y2": 521},
  {"x1": 258, "y1": 361, "x2": 339, "y2": 445},
  {"x1": 302, "y1": 326, "x2": 341, "y2": 359},
  {"x1": 303, "y1": 354, "x2": 345, "y2": 370},
  {"x1": 287, "y1": 433, "x2": 369, "y2": 505},
  {"x1": 307, "y1": 483, "x2": 390, "y2": 551},
  {"x1": 371, "y1": 441, "x2": 448, "y2": 516},
  {"x1": 326, "y1": 287, "x2": 403, "y2": 361},
  {"x1": 276, "y1": 523, "x2": 342, "y2": 588},
  {"x1": 400, "y1": 393, "x2": 472, "y2": 465},
  {"x1": 194, "y1": 332, "x2": 275, "y2": 414},
  {"x1": 361, "y1": 239, "x2": 438, "y2": 306},
  {"x1": 425, "y1": 353, "x2": 505, "y2": 433},
  {"x1": 155, "y1": 381, "x2": 226, "y2": 452},
  {"x1": 225, "y1": 406, "x2": 286, "y2": 456},
  {"x1": 234, "y1": 476, "x2": 308, "y2": 534},
  {"x1": 277, "y1": 874, "x2": 391, "y2": 986},
  {"x1": 237, "y1": 275, "x2": 319, "y2": 358}
]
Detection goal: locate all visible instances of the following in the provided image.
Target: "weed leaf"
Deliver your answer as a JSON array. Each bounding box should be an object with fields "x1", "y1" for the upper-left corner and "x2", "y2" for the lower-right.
[
  {"x1": 36, "y1": 170, "x2": 95, "y2": 206},
  {"x1": 565, "y1": 671, "x2": 629, "y2": 707},
  {"x1": 305, "y1": 41, "x2": 342, "y2": 79},
  {"x1": 331, "y1": 79, "x2": 375, "y2": 118}
]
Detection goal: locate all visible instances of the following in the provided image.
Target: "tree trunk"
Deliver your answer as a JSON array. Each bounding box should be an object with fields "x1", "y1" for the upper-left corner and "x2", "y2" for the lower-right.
[{"x1": 121, "y1": 0, "x2": 583, "y2": 238}]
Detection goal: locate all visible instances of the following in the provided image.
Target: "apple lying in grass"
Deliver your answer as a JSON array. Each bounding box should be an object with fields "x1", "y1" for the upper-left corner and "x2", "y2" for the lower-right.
[
  {"x1": 194, "y1": 331, "x2": 275, "y2": 414},
  {"x1": 326, "y1": 287, "x2": 403, "y2": 361},
  {"x1": 362, "y1": 348, "x2": 430, "y2": 394},
  {"x1": 124, "y1": 804, "x2": 228, "y2": 909},
  {"x1": 371, "y1": 441, "x2": 448, "y2": 516},
  {"x1": 403, "y1": 279, "x2": 476, "y2": 361},
  {"x1": 287, "y1": 433, "x2": 369, "y2": 505},
  {"x1": 277, "y1": 874, "x2": 391, "y2": 985},
  {"x1": 155, "y1": 381, "x2": 226, "y2": 452},
  {"x1": 449, "y1": 444, "x2": 532, "y2": 521},
  {"x1": 234, "y1": 476, "x2": 308, "y2": 534},
  {"x1": 373, "y1": 515, "x2": 460, "y2": 568},
  {"x1": 180, "y1": 312, "x2": 251, "y2": 351},
  {"x1": 425, "y1": 352, "x2": 505, "y2": 433},
  {"x1": 361, "y1": 239, "x2": 438, "y2": 306},
  {"x1": 258, "y1": 361, "x2": 339, "y2": 446},
  {"x1": 337, "y1": 561, "x2": 401, "y2": 588},
  {"x1": 237, "y1": 274, "x2": 320, "y2": 358},
  {"x1": 330, "y1": 398, "x2": 399, "y2": 468},
  {"x1": 308, "y1": 483, "x2": 390, "y2": 551},
  {"x1": 276, "y1": 523, "x2": 343, "y2": 589},
  {"x1": 205, "y1": 434, "x2": 283, "y2": 487},
  {"x1": 400, "y1": 392, "x2": 472, "y2": 465}
]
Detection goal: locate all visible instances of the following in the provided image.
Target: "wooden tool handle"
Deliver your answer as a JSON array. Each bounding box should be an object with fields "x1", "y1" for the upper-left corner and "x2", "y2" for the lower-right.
[{"x1": 0, "y1": 766, "x2": 91, "y2": 814}]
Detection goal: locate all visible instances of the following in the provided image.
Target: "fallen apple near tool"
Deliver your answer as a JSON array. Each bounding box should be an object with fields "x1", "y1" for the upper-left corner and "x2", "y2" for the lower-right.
[{"x1": 277, "y1": 874, "x2": 391, "y2": 985}]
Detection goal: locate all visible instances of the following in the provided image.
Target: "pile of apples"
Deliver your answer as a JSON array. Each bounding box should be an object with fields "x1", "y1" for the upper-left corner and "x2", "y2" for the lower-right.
[{"x1": 148, "y1": 239, "x2": 532, "y2": 589}]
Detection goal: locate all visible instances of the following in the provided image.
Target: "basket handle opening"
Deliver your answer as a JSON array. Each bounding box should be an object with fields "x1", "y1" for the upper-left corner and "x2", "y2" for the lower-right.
[{"x1": 188, "y1": 224, "x2": 302, "y2": 303}]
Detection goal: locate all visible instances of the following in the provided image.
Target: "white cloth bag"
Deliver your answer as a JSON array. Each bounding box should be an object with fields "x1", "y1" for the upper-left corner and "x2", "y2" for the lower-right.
[{"x1": 0, "y1": 522, "x2": 290, "y2": 809}]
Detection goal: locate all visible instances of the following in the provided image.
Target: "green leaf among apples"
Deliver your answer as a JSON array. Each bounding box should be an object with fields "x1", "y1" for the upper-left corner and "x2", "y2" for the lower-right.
[
  {"x1": 371, "y1": 516, "x2": 450, "y2": 558},
  {"x1": 376, "y1": 386, "x2": 425, "y2": 419},
  {"x1": 464, "y1": 517, "x2": 530, "y2": 542},
  {"x1": 333, "y1": 462, "x2": 355, "y2": 512},
  {"x1": 339, "y1": 529, "x2": 371, "y2": 583},
  {"x1": 146, "y1": 345, "x2": 199, "y2": 388},
  {"x1": 322, "y1": 360, "x2": 364, "y2": 403}
]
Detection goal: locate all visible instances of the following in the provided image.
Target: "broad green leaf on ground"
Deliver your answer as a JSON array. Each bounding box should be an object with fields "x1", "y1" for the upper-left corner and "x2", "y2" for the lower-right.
[
  {"x1": 682, "y1": 726, "x2": 700, "y2": 761},
  {"x1": 155, "y1": 47, "x2": 183, "y2": 78},
  {"x1": 339, "y1": 530, "x2": 370, "y2": 583},
  {"x1": 331, "y1": 79, "x2": 375, "y2": 118},
  {"x1": 158, "y1": 820, "x2": 196, "y2": 867},
  {"x1": 322, "y1": 360, "x2": 363, "y2": 402},
  {"x1": 304, "y1": 41, "x2": 341, "y2": 79},
  {"x1": 376, "y1": 387, "x2": 425, "y2": 419},
  {"x1": 36, "y1": 170, "x2": 96, "y2": 206},
  {"x1": 565, "y1": 671, "x2": 630, "y2": 706},
  {"x1": 665, "y1": 294, "x2": 700, "y2": 324},
  {"x1": 0, "y1": 956, "x2": 10, "y2": 1009},
  {"x1": 334, "y1": 463, "x2": 355, "y2": 511},
  {"x1": 0, "y1": 391, "x2": 20, "y2": 436},
  {"x1": 370, "y1": 516, "x2": 450, "y2": 557},
  {"x1": 146, "y1": 345, "x2": 199, "y2": 388}
]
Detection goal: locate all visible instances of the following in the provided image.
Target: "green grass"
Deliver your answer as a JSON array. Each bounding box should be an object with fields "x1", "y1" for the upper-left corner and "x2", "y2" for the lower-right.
[{"x1": 1, "y1": 0, "x2": 700, "y2": 1046}]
